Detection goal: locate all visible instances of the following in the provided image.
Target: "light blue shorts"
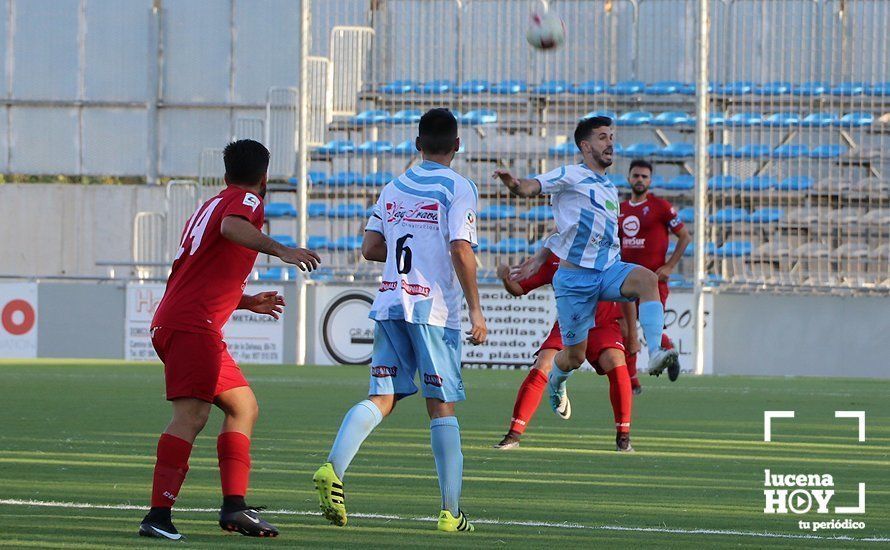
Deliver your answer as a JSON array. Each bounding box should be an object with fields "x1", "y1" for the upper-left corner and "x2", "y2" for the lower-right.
[
  {"x1": 368, "y1": 320, "x2": 465, "y2": 403},
  {"x1": 552, "y1": 261, "x2": 639, "y2": 346}
]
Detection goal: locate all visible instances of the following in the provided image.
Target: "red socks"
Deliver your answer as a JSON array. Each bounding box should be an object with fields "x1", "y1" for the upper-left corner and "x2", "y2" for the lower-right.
[
  {"x1": 661, "y1": 333, "x2": 673, "y2": 350},
  {"x1": 217, "y1": 431, "x2": 251, "y2": 498},
  {"x1": 626, "y1": 352, "x2": 641, "y2": 390},
  {"x1": 150, "y1": 433, "x2": 193, "y2": 508},
  {"x1": 509, "y1": 369, "x2": 549, "y2": 435},
  {"x1": 605, "y1": 365, "x2": 633, "y2": 434}
]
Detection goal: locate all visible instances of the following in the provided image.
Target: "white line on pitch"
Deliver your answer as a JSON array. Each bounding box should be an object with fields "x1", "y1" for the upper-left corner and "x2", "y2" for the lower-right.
[{"x1": 0, "y1": 498, "x2": 886, "y2": 543}]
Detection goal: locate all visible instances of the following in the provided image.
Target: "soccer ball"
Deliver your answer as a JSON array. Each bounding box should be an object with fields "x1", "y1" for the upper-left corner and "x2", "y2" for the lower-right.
[{"x1": 526, "y1": 10, "x2": 565, "y2": 50}]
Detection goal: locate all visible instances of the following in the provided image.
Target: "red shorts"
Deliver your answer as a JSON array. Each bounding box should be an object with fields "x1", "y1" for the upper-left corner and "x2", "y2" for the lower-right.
[
  {"x1": 151, "y1": 327, "x2": 249, "y2": 403},
  {"x1": 537, "y1": 321, "x2": 625, "y2": 375}
]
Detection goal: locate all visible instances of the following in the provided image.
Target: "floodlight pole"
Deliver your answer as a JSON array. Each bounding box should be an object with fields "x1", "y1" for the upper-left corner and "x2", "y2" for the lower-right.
[
  {"x1": 692, "y1": 0, "x2": 709, "y2": 375},
  {"x1": 295, "y1": 0, "x2": 311, "y2": 366}
]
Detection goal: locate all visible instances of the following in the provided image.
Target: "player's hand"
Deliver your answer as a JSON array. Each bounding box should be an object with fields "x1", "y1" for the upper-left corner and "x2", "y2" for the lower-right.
[
  {"x1": 496, "y1": 263, "x2": 511, "y2": 281},
  {"x1": 466, "y1": 308, "x2": 487, "y2": 345},
  {"x1": 655, "y1": 265, "x2": 672, "y2": 282},
  {"x1": 510, "y1": 254, "x2": 544, "y2": 282},
  {"x1": 492, "y1": 169, "x2": 519, "y2": 193},
  {"x1": 625, "y1": 335, "x2": 641, "y2": 355},
  {"x1": 244, "y1": 291, "x2": 285, "y2": 319},
  {"x1": 279, "y1": 247, "x2": 322, "y2": 272}
]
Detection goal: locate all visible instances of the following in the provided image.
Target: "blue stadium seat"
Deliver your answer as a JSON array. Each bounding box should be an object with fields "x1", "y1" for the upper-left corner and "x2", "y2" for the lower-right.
[
  {"x1": 329, "y1": 171, "x2": 364, "y2": 186},
  {"x1": 548, "y1": 141, "x2": 578, "y2": 157},
  {"x1": 809, "y1": 145, "x2": 846, "y2": 158},
  {"x1": 258, "y1": 267, "x2": 297, "y2": 280},
  {"x1": 801, "y1": 113, "x2": 838, "y2": 127},
  {"x1": 657, "y1": 143, "x2": 694, "y2": 159},
  {"x1": 708, "y1": 175, "x2": 739, "y2": 190},
  {"x1": 645, "y1": 176, "x2": 667, "y2": 189},
  {"x1": 393, "y1": 140, "x2": 417, "y2": 156},
  {"x1": 707, "y1": 143, "x2": 734, "y2": 157},
  {"x1": 735, "y1": 176, "x2": 776, "y2": 191},
  {"x1": 460, "y1": 109, "x2": 497, "y2": 125},
  {"x1": 307, "y1": 170, "x2": 327, "y2": 185},
  {"x1": 716, "y1": 241, "x2": 753, "y2": 257},
  {"x1": 534, "y1": 80, "x2": 570, "y2": 94},
  {"x1": 418, "y1": 80, "x2": 454, "y2": 94},
  {"x1": 330, "y1": 236, "x2": 363, "y2": 251},
  {"x1": 379, "y1": 80, "x2": 415, "y2": 94},
  {"x1": 653, "y1": 111, "x2": 694, "y2": 126},
  {"x1": 678, "y1": 206, "x2": 695, "y2": 223},
  {"x1": 491, "y1": 238, "x2": 531, "y2": 254},
  {"x1": 519, "y1": 205, "x2": 552, "y2": 221},
  {"x1": 611, "y1": 175, "x2": 629, "y2": 188},
  {"x1": 620, "y1": 142, "x2": 659, "y2": 157},
  {"x1": 715, "y1": 81, "x2": 755, "y2": 95},
  {"x1": 663, "y1": 175, "x2": 695, "y2": 191},
  {"x1": 772, "y1": 144, "x2": 809, "y2": 159},
  {"x1": 776, "y1": 176, "x2": 813, "y2": 191},
  {"x1": 616, "y1": 111, "x2": 653, "y2": 126},
  {"x1": 838, "y1": 112, "x2": 874, "y2": 127},
  {"x1": 308, "y1": 203, "x2": 327, "y2": 218},
  {"x1": 352, "y1": 109, "x2": 389, "y2": 125},
  {"x1": 570, "y1": 80, "x2": 607, "y2": 94},
  {"x1": 707, "y1": 113, "x2": 726, "y2": 127},
  {"x1": 763, "y1": 112, "x2": 800, "y2": 127},
  {"x1": 271, "y1": 234, "x2": 297, "y2": 248},
  {"x1": 308, "y1": 235, "x2": 330, "y2": 249},
  {"x1": 582, "y1": 109, "x2": 617, "y2": 121},
  {"x1": 733, "y1": 144, "x2": 771, "y2": 159},
  {"x1": 709, "y1": 207, "x2": 749, "y2": 223},
  {"x1": 356, "y1": 141, "x2": 393, "y2": 156},
  {"x1": 748, "y1": 208, "x2": 784, "y2": 223},
  {"x1": 645, "y1": 80, "x2": 694, "y2": 95},
  {"x1": 364, "y1": 171, "x2": 394, "y2": 186},
  {"x1": 387, "y1": 109, "x2": 422, "y2": 124},
  {"x1": 830, "y1": 82, "x2": 866, "y2": 96},
  {"x1": 792, "y1": 81, "x2": 828, "y2": 96},
  {"x1": 755, "y1": 81, "x2": 792, "y2": 95},
  {"x1": 327, "y1": 203, "x2": 367, "y2": 219},
  {"x1": 528, "y1": 239, "x2": 548, "y2": 253},
  {"x1": 866, "y1": 82, "x2": 890, "y2": 96},
  {"x1": 455, "y1": 79, "x2": 489, "y2": 94},
  {"x1": 476, "y1": 237, "x2": 491, "y2": 252},
  {"x1": 490, "y1": 79, "x2": 527, "y2": 94},
  {"x1": 265, "y1": 202, "x2": 297, "y2": 218},
  {"x1": 478, "y1": 204, "x2": 517, "y2": 220},
  {"x1": 612, "y1": 143, "x2": 625, "y2": 156},
  {"x1": 726, "y1": 112, "x2": 763, "y2": 127},
  {"x1": 607, "y1": 80, "x2": 645, "y2": 95},
  {"x1": 315, "y1": 140, "x2": 355, "y2": 155}
]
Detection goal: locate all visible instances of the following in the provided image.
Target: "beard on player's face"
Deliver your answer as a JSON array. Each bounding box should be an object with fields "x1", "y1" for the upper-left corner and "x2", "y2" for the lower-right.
[{"x1": 632, "y1": 182, "x2": 648, "y2": 194}]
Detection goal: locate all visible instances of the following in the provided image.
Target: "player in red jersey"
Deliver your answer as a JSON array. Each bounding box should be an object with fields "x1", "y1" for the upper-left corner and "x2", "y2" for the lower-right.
[
  {"x1": 492, "y1": 248, "x2": 639, "y2": 452},
  {"x1": 618, "y1": 160, "x2": 691, "y2": 393},
  {"x1": 139, "y1": 140, "x2": 321, "y2": 540}
]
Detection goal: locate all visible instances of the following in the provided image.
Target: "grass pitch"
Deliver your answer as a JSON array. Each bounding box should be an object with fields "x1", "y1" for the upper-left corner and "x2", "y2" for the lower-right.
[{"x1": 0, "y1": 360, "x2": 887, "y2": 548}]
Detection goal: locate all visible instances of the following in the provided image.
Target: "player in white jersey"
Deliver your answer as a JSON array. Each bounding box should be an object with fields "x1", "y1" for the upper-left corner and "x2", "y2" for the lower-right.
[
  {"x1": 314, "y1": 109, "x2": 485, "y2": 533},
  {"x1": 493, "y1": 116, "x2": 678, "y2": 416}
]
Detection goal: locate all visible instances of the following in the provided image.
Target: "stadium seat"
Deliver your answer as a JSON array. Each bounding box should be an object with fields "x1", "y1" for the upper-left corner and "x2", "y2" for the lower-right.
[
  {"x1": 772, "y1": 144, "x2": 809, "y2": 159},
  {"x1": 570, "y1": 80, "x2": 606, "y2": 94},
  {"x1": 327, "y1": 203, "x2": 367, "y2": 219},
  {"x1": 678, "y1": 206, "x2": 695, "y2": 223},
  {"x1": 715, "y1": 81, "x2": 755, "y2": 94},
  {"x1": 809, "y1": 145, "x2": 847, "y2": 158},
  {"x1": 645, "y1": 80, "x2": 694, "y2": 95},
  {"x1": 664, "y1": 175, "x2": 695, "y2": 191},
  {"x1": 830, "y1": 82, "x2": 866, "y2": 96},
  {"x1": 707, "y1": 113, "x2": 726, "y2": 127},
  {"x1": 863, "y1": 208, "x2": 890, "y2": 225},
  {"x1": 716, "y1": 241, "x2": 753, "y2": 257},
  {"x1": 364, "y1": 171, "x2": 395, "y2": 186},
  {"x1": 308, "y1": 235, "x2": 330, "y2": 249},
  {"x1": 620, "y1": 142, "x2": 659, "y2": 157},
  {"x1": 838, "y1": 112, "x2": 874, "y2": 127},
  {"x1": 455, "y1": 79, "x2": 489, "y2": 94},
  {"x1": 330, "y1": 236, "x2": 363, "y2": 251},
  {"x1": 328, "y1": 171, "x2": 364, "y2": 186},
  {"x1": 735, "y1": 176, "x2": 776, "y2": 191},
  {"x1": 352, "y1": 109, "x2": 389, "y2": 125},
  {"x1": 611, "y1": 175, "x2": 629, "y2": 188},
  {"x1": 582, "y1": 109, "x2": 617, "y2": 121},
  {"x1": 657, "y1": 143, "x2": 694, "y2": 159},
  {"x1": 708, "y1": 175, "x2": 739, "y2": 190},
  {"x1": 534, "y1": 80, "x2": 570, "y2": 94},
  {"x1": 519, "y1": 205, "x2": 552, "y2": 221},
  {"x1": 476, "y1": 237, "x2": 491, "y2": 252},
  {"x1": 271, "y1": 234, "x2": 297, "y2": 248},
  {"x1": 755, "y1": 81, "x2": 792, "y2": 95},
  {"x1": 379, "y1": 80, "x2": 415, "y2": 94},
  {"x1": 460, "y1": 109, "x2": 497, "y2": 125},
  {"x1": 265, "y1": 202, "x2": 297, "y2": 218},
  {"x1": 607, "y1": 80, "x2": 645, "y2": 95},
  {"x1": 748, "y1": 208, "x2": 784, "y2": 223},
  {"x1": 776, "y1": 176, "x2": 813, "y2": 191},
  {"x1": 478, "y1": 204, "x2": 517, "y2": 220},
  {"x1": 393, "y1": 140, "x2": 417, "y2": 156},
  {"x1": 707, "y1": 143, "x2": 734, "y2": 157},
  {"x1": 387, "y1": 109, "x2": 423, "y2": 124},
  {"x1": 356, "y1": 141, "x2": 393, "y2": 156},
  {"x1": 490, "y1": 79, "x2": 527, "y2": 94},
  {"x1": 616, "y1": 111, "x2": 653, "y2": 126},
  {"x1": 418, "y1": 79, "x2": 454, "y2": 94},
  {"x1": 709, "y1": 208, "x2": 749, "y2": 223},
  {"x1": 800, "y1": 113, "x2": 838, "y2": 127},
  {"x1": 726, "y1": 112, "x2": 763, "y2": 127},
  {"x1": 307, "y1": 170, "x2": 327, "y2": 185},
  {"x1": 792, "y1": 81, "x2": 828, "y2": 96},
  {"x1": 315, "y1": 140, "x2": 355, "y2": 155},
  {"x1": 308, "y1": 203, "x2": 327, "y2": 218},
  {"x1": 548, "y1": 141, "x2": 578, "y2": 156},
  {"x1": 258, "y1": 267, "x2": 297, "y2": 280},
  {"x1": 528, "y1": 239, "x2": 548, "y2": 253},
  {"x1": 491, "y1": 238, "x2": 531, "y2": 254},
  {"x1": 652, "y1": 111, "x2": 694, "y2": 126},
  {"x1": 762, "y1": 112, "x2": 800, "y2": 127},
  {"x1": 866, "y1": 82, "x2": 890, "y2": 96},
  {"x1": 733, "y1": 144, "x2": 771, "y2": 158}
]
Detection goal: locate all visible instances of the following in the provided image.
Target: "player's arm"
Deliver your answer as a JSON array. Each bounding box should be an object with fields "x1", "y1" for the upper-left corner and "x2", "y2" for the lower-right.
[
  {"x1": 238, "y1": 291, "x2": 285, "y2": 319},
  {"x1": 496, "y1": 264, "x2": 526, "y2": 296},
  {"x1": 362, "y1": 230, "x2": 386, "y2": 262},
  {"x1": 220, "y1": 215, "x2": 320, "y2": 271},
  {"x1": 492, "y1": 169, "x2": 542, "y2": 198},
  {"x1": 451, "y1": 240, "x2": 487, "y2": 345},
  {"x1": 657, "y1": 225, "x2": 691, "y2": 282}
]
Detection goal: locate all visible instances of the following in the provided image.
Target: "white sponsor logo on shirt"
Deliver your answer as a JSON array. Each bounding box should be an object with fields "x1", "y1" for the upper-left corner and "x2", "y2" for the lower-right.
[
  {"x1": 242, "y1": 193, "x2": 260, "y2": 212},
  {"x1": 622, "y1": 215, "x2": 641, "y2": 237}
]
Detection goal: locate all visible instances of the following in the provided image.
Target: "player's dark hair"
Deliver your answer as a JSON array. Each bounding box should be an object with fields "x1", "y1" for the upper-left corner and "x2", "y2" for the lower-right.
[
  {"x1": 574, "y1": 115, "x2": 613, "y2": 149},
  {"x1": 629, "y1": 159, "x2": 653, "y2": 173},
  {"x1": 223, "y1": 139, "x2": 270, "y2": 185},
  {"x1": 418, "y1": 108, "x2": 458, "y2": 155}
]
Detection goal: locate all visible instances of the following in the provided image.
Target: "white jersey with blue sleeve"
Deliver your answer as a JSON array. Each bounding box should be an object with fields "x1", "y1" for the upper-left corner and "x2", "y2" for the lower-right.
[
  {"x1": 365, "y1": 160, "x2": 478, "y2": 329},
  {"x1": 534, "y1": 163, "x2": 621, "y2": 271}
]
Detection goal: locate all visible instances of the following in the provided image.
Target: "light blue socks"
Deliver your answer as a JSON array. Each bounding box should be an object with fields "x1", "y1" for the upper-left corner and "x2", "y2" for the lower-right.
[
  {"x1": 327, "y1": 399, "x2": 383, "y2": 479},
  {"x1": 638, "y1": 300, "x2": 665, "y2": 356},
  {"x1": 430, "y1": 416, "x2": 463, "y2": 515},
  {"x1": 549, "y1": 363, "x2": 573, "y2": 391}
]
